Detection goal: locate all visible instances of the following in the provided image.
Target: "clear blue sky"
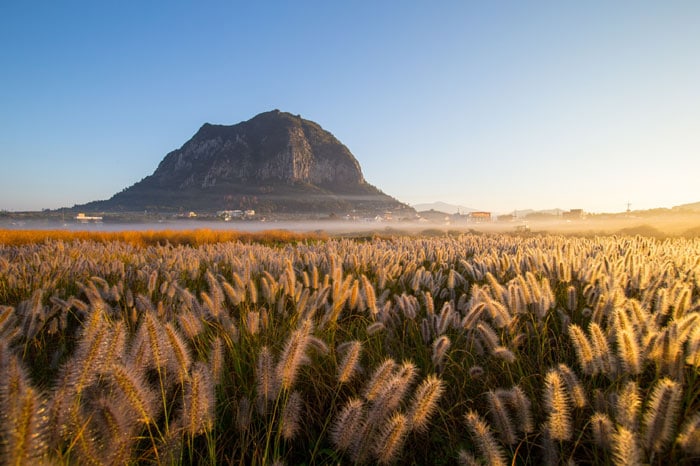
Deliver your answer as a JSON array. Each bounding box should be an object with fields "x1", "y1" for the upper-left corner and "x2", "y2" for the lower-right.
[{"x1": 1, "y1": 1, "x2": 698, "y2": 213}]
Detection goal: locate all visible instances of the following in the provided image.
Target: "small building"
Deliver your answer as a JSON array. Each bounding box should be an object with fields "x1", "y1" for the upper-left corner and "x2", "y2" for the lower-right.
[
  {"x1": 468, "y1": 211, "x2": 492, "y2": 222},
  {"x1": 217, "y1": 210, "x2": 244, "y2": 220},
  {"x1": 75, "y1": 213, "x2": 103, "y2": 223}
]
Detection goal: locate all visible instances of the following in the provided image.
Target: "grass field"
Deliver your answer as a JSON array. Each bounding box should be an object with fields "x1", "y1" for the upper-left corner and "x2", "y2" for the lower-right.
[
  {"x1": 1, "y1": 229, "x2": 699, "y2": 464},
  {"x1": 0, "y1": 228, "x2": 327, "y2": 247}
]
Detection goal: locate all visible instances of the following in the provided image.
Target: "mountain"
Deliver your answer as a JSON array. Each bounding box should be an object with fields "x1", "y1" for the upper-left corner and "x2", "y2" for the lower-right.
[
  {"x1": 413, "y1": 202, "x2": 478, "y2": 214},
  {"x1": 78, "y1": 110, "x2": 412, "y2": 216}
]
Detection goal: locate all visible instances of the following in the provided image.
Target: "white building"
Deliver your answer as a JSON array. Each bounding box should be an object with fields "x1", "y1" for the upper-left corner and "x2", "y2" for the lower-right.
[{"x1": 75, "y1": 213, "x2": 103, "y2": 223}]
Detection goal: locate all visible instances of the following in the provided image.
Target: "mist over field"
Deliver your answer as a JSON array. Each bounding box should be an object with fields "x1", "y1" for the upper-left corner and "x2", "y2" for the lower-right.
[{"x1": 2, "y1": 213, "x2": 699, "y2": 238}]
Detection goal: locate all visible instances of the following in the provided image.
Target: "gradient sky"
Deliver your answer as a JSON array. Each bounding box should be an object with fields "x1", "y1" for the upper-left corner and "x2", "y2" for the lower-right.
[{"x1": 1, "y1": 1, "x2": 698, "y2": 214}]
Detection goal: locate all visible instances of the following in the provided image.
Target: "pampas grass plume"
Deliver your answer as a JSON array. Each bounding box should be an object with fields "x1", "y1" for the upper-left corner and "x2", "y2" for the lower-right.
[
  {"x1": 183, "y1": 362, "x2": 215, "y2": 435},
  {"x1": 464, "y1": 409, "x2": 507, "y2": 466},
  {"x1": 147, "y1": 270, "x2": 158, "y2": 296},
  {"x1": 612, "y1": 426, "x2": 641, "y2": 466},
  {"x1": 222, "y1": 280, "x2": 242, "y2": 306},
  {"x1": 330, "y1": 398, "x2": 365, "y2": 452},
  {"x1": 1, "y1": 364, "x2": 47, "y2": 465},
  {"x1": 676, "y1": 412, "x2": 700, "y2": 455},
  {"x1": 361, "y1": 274, "x2": 377, "y2": 315},
  {"x1": 209, "y1": 336, "x2": 224, "y2": 385},
  {"x1": 590, "y1": 412, "x2": 614, "y2": 449},
  {"x1": 367, "y1": 321, "x2": 385, "y2": 335},
  {"x1": 178, "y1": 310, "x2": 204, "y2": 341},
  {"x1": 431, "y1": 335, "x2": 451, "y2": 369},
  {"x1": 544, "y1": 369, "x2": 572, "y2": 441},
  {"x1": 492, "y1": 346, "x2": 516, "y2": 363},
  {"x1": 373, "y1": 412, "x2": 409, "y2": 465},
  {"x1": 164, "y1": 321, "x2": 192, "y2": 382},
  {"x1": 396, "y1": 360, "x2": 418, "y2": 387},
  {"x1": 476, "y1": 322, "x2": 499, "y2": 351},
  {"x1": 642, "y1": 377, "x2": 681, "y2": 453},
  {"x1": 616, "y1": 328, "x2": 642, "y2": 375},
  {"x1": 408, "y1": 374, "x2": 445, "y2": 433},
  {"x1": 589, "y1": 321, "x2": 615, "y2": 376},
  {"x1": 71, "y1": 309, "x2": 110, "y2": 394},
  {"x1": 568, "y1": 324, "x2": 595, "y2": 374},
  {"x1": 136, "y1": 310, "x2": 170, "y2": 373},
  {"x1": 246, "y1": 311, "x2": 260, "y2": 335},
  {"x1": 486, "y1": 389, "x2": 516, "y2": 445},
  {"x1": 307, "y1": 335, "x2": 329, "y2": 355},
  {"x1": 110, "y1": 363, "x2": 156, "y2": 424},
  {"x1": 615, "y1": 380, "x2": 641, "y2": 432},
  {"x1": 281, "y1": 391, "x2": 303, "y2": 440},
  {"x1": 566, "y1": 285, "x2": 577, "y2": 312},
  {"x1": 363, "y1": 359, "x2": 397, "y2": 401},
  {"x1": 508, "y1": 385, "x2": 534, "y2": 434},
  {"x1": 276, "y1": 322, "x2": 311, "y2": 391},
  {"x1": 337, "y1": 340, "x2": 362, "y2": 384},
  {"x1": 91, "y1": 395, "x2": 135, "y2": 465},
  {"x1": 369, "y1": 362, "x2": 415, "y2": 422},
  {"x1": 557, "y1": 363, "x2": 587, "y2": 408},
  {"x1": 257, "y1": 346, "x2": 277, "y2": 405}
]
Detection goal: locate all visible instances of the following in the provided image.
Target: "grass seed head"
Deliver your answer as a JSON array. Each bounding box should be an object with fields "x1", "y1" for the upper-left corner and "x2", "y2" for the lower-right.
[{"x1": 408, "y1": 374, "x2": 445, "y2": 433}]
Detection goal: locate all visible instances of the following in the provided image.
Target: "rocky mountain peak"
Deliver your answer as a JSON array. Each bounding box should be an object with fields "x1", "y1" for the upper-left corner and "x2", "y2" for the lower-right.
[
  {"x1": 152, "y1": 110, "x2": 365, "y2": 190},
  {"x1": 78, "y1": 110, "x2": 412, "y2": 215}
]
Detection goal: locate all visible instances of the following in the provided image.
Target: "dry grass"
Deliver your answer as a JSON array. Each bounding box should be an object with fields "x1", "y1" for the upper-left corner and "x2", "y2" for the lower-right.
[
  {"x1": 0, "y1": 231, "x2": 699, "y2": 464},
  {"x1": 0, "y1": 228, "x2": 327, "y2": 247}
]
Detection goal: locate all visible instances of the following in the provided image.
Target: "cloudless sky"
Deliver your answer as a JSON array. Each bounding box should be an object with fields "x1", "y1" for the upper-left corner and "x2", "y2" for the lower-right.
[{"x1": 1, "y1": 1, "x2": 698, "y2": 213}]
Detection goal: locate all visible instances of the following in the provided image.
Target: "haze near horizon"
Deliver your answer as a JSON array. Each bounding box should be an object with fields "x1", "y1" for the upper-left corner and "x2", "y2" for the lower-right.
[{"x1": 1, "y1": 1, "x2": 698, "y2": 214}]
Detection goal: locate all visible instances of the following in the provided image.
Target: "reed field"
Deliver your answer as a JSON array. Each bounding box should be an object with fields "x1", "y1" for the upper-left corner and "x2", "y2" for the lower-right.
[{"x1": 1, "y1": 229, "x2": 700, "y2": 465}]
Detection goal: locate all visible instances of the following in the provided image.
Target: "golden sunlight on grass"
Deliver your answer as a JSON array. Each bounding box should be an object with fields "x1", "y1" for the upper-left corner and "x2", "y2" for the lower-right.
[
  {"x1": 0, "y1": 228, "x2": 327, "y2": 247},
  {"x1": 0, "y1": 231, "x2": 699, "y2": 464}
]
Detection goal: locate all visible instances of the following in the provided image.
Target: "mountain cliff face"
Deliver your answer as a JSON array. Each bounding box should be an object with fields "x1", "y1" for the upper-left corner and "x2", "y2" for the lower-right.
[{"x1": 80, "y1": 110, "x2": 412, "y2": 215}]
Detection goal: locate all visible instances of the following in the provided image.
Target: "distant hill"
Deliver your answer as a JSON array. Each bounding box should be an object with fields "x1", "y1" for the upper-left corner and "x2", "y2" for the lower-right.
[
  {"x1": 412, "y1": 203, "x2": 568, "y2": 217},
  {"x1": 412, "y1": 202, "x2": 478, "y2": 214},
  {"x1": 673, "y1": 201, "x2": 700, "y2": 212},
  {"x1": 76, "y1": 110, "x2": 413, "y2": 216}
]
